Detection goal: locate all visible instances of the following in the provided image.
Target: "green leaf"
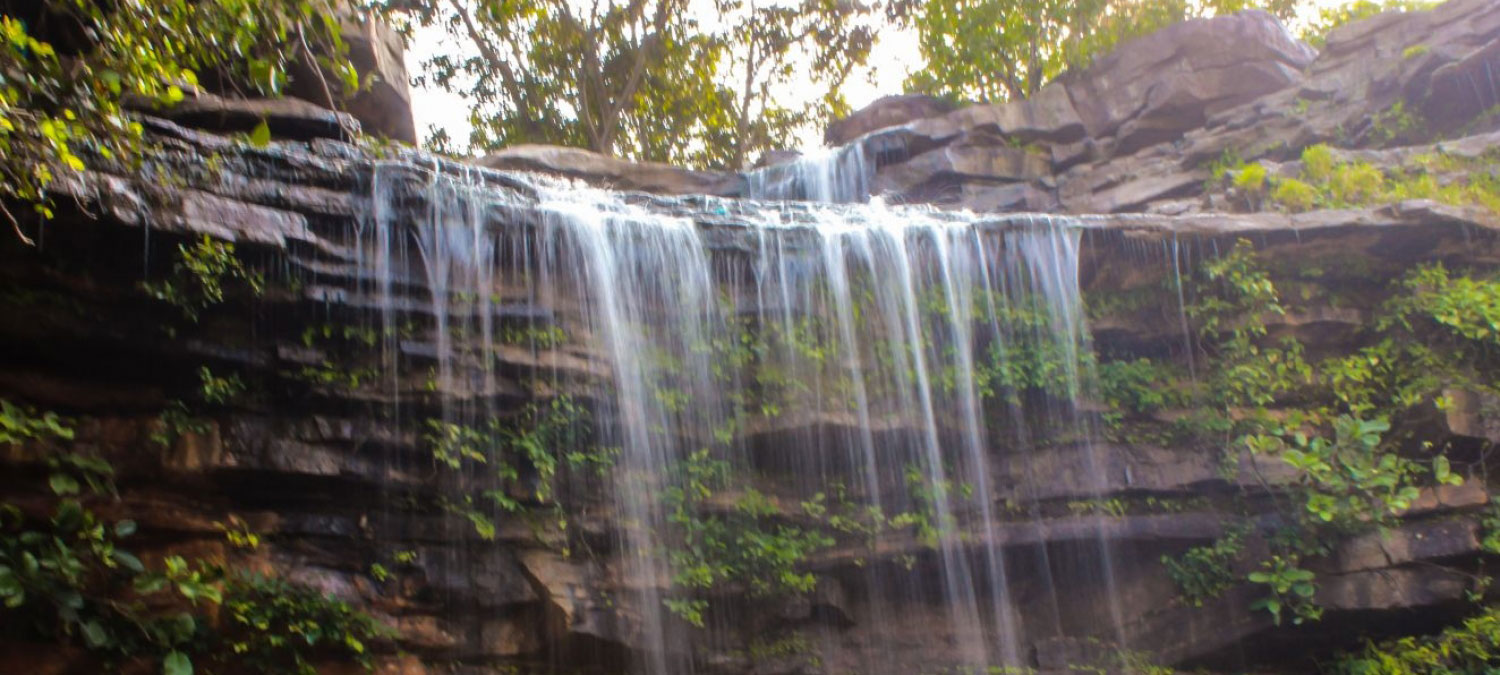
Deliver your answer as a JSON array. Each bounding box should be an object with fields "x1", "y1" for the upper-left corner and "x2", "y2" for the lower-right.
[
  {"x1": 1433, "y1": 455, "x2": 1454, "y2": 484},
  {"x1": 52, "y1": 500, "x2": 83, "y2": 531},
  {"x1": 114, "y1": 519, "x2": 137, "y2": 538},
  {"x1": 248, "y1": 120, "x2": 271, "y2": 148},
  {"x1": 134, "y1": 574, "x2": 167, "y2": 594},
  {"x1": 81, "y1": 620, "x2": 109, "y2": 648},
  {"x1": 112, "y1": 550, "x2": 145, "y2": 573},
  {"x1": 163, "y1": 650, "x2": 192, "y2": 675},
  {"x1": 49, "y1": 473, "x2": 79, "y2": 496}
]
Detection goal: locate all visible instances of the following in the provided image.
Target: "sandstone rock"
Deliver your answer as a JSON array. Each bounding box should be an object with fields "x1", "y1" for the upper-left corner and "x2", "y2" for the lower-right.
[
  {"x1": 1063, "y1": 11, "x2": 1314, "y2": 155},
  {"x1": 477, "y1": 145, "x2": 741, "y2": 196},
  {"x1": 1424, "y1": 37, "x2": 1500, "y2": 134},
  {"x1": 1319, "y1": 566, "x2": 1472, "y2": 610},
  {"x1": 960, "y1": 182, "x2": 1058, "y2": 212},
  {"x1": 336, "y1": 16, "x2": 416, "y2": 144},
  {"x1": 1402, "y1": 481, "x2": 1491, "y2": 516},
  {"x1": 481, "y1": 615, "x2": 545, "y2": 656},
  {"x1": 515, "y1": 549, "x2": 628, "y2": 647},
  {"x1": 1445, "y1": 388, "x2": 1500, "y2": 443},
  {"x1": 873, "y1": 143, "x2": 1052, "y2": 198},
  {"x1": 1328, "y1": 517, "x2": 1481, "y2": 574},
  {"x1": 163, "y1": 93, "x2": 361, "y2": 142},
  {"x1": 825, "y1": 94, "x2": 958, "y2": 146},
  {"x1": 754, "y1": 149, "x2": 804, "y2": 169},
  {"x1": 284, "y1": 11, "x2": 415, "y2": 143},
  {"x1": 943, "y1": 84, "x2": 1087, "y2": 145},
  {"x1": 396, "y1": 615, "x2": 464, "y2": 650}
]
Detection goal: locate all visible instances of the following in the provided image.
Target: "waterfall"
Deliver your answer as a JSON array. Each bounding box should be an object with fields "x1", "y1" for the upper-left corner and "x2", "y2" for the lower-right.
[
  {"x1": 358, "y1": 161, "x2": 1122, "y2": 674},
  {"x1": 744, "y1": 143, "x2": 873, "y2": 204}
]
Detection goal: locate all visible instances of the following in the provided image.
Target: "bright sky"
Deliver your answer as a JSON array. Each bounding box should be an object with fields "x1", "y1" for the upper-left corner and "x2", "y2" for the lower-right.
[{"x1": 407, "y1": 1, "x2": 1349, "y2": 157}]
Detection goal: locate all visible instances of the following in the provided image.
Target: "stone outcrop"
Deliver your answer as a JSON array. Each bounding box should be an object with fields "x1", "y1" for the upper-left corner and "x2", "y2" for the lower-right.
[
  {"x1": 1061, "y1": 10, "x2": 1316, "y2": 155},
  {"x1": 287, "y1": 11, "x2": 417, "y2": 143},
  {"x1": 477, "y1": 144, "x2": 746, "y2": 196},
  {"x1": 811, "y1": 0, "x2": 1500, "y2": 215},
  {"x1": 824, "y1": 94, "x2": 958, "y2": 146}
]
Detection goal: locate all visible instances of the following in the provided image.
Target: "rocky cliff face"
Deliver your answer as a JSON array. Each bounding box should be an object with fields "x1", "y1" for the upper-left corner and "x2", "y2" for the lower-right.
[{"x1": 3, "y1": 3, "x2": 1500, "y2": 675}]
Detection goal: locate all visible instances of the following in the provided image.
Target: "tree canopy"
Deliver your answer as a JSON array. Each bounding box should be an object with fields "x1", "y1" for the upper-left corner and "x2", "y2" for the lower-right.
[{"x1": 385, "y1": 0, "x2": 873, "y2": 169}]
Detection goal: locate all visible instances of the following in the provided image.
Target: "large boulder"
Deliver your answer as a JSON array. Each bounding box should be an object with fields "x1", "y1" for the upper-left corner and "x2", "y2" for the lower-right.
[
  {"x1": 161, "y1": 92, "x2": 361, "y2": 142},
  {"x1": 1062, "y1": 10, "x2": 1316, "y2": 155},
  {"x1": 477, "y1": 144, "x2": 742, "y2": 196},
  {"x1": 287, "y1": 12, "x2": 416, "y2": 144},
  {"x1": 825, "y1": 94, "x2": 958, "y2": 145}
]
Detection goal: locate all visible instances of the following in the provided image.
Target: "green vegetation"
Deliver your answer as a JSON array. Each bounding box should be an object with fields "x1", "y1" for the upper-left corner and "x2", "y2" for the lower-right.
[
  {"x1": 221, "y1": 573, "x2": 387, "y2": 674},
  {"x1": 0, "y1": 401, "x2": 384, "y2": 674},
  {"x1": 1162, "y1": 527, "x2": 1246, "y2": 607},
  {"x1": 662, "y1": 450, "x2": 834, "y2": 626},
  {"x1": 1247, "y1": 555, "x2": 1320, "y2": 626},
  {"x1": 425, "y1": 396, "x2": 615, "y2": 543},
  {"x1": 387, "y1": 0, "x2": 873, "y2": 168},
  {"x1": 1097, "y1": 240, "x2": 1500, "y2": 629},
  {"x1": 152, "y1": 366, "x2": 244, "y2": 448},
  {"x1": 1, "y1": 0, "x2": 353, "y2": 242},
  {"x1": 1214, "y1": 144, "x2": 1500, "y2": 216},
  {"x1": 141, "y1": 236, "x2": 265, "y2": 324},
  {"x1": 498, "y1": 322, "x2": 568, "y2": 349},
  {"x1": 1331, "y1": 606, "x2": 1500, "y2": 673}
]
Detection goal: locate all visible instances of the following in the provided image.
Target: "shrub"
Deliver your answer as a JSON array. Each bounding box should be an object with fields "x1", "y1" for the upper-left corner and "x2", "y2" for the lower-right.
[
  {"x1": 1234, "y1": 162, "x2": 1269, "y2": 196},
  {"x1": 1272, "y1": 178, "x2": 1320, "y2": 211},
  {"x1": 1301, "y1": 144, "x2": 1337, "y2": 183},
  {"x1": 1329, "y1": 162, "x2": 1386, "y2": 205}
]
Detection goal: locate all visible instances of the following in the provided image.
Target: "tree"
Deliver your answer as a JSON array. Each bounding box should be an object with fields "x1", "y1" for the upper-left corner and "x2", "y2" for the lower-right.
[
  {"x1": 0, "y1": 0, "x2": 356, "y2": 243},
  {"x1": 902, "y1": 0, "x2": 1302, "y2": 104},
  {"x1": 390, "y1": 0, "x2": 875, "y2": 169},
  {"x1": 398, "y1": 0, "x2": 707, "y2": 159},
  {"x1": 715, "y1": 0, "x2": 875, "y2": 167}
]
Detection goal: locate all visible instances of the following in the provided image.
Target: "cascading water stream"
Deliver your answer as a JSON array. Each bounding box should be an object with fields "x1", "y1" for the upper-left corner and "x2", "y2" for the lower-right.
[
  {"x1": 744, "y1": 143, "x2": 873, "y2": 204},
  {"x1": 358, "y1": 156, "x2": 1127, "y2": 673}
]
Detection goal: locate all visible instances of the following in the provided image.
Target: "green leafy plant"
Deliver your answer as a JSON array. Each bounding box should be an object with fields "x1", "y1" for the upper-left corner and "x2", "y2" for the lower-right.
[
  {"x1": 1331, "y1": 605, "x2": 1500, "y2": 673},
  {"x1": 1232, "y1": 162, "x2": 1269, "y2": 208},
  {"x1": 1245, "y1": 417, "x2": 1430, "y2": 528},
  {"x1": 662, "y1": 450, "x2": 834, "y2": 626},
  {"x1": 0, "y1": 399, "x2": 75, "y2": 446},
  {"x1": 141, "y1": 236, "x2": 264, "y2": 324},
  {"x1": 221, "y1": 573, "x2": 389, "y2": 675},
  {"x1": 3, "y1": 416, "x2": 387, "y2": 675},
  {"x1": 0, "y1": 0, "x2": 354, "y2": 242},
  {"x1": 1162, "y1": 527, "x2": 1247, "y2": 606},
  {"x1": 1270, "y1": 178, "x2": 1319, "y2": 211},
  {"x1": 1247, "y1": 555, "x2": 1320, "y2": 625}
]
